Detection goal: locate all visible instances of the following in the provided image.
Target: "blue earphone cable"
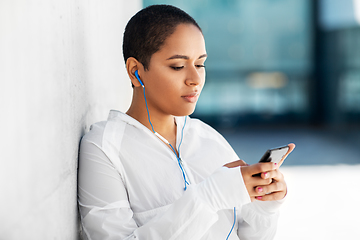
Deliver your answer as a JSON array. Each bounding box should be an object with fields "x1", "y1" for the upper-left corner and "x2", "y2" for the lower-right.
[
  {"x1": 226, "y1": 207, "x2": 236, "y2": 240},
  {"x1": 177, "y1": 116, "x2": 187, "y2": 154},
  {"x1": 170, "y1": 115, "x2": 189, "y2": 190},
  {"x1": 137, "y1": 70, "x2": 189, "y2": 190},
  {"x1": 141, "y1": 85, "x2": 155, "y2": 133},
  {"x1": 169, "y1": 143, "x2": 190, "y2": 190}
]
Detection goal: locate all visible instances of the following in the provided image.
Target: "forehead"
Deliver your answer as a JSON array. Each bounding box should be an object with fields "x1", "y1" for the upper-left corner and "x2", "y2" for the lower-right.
[{"x1": 153, "y1": 24, "x2": 206, "y2": 59}]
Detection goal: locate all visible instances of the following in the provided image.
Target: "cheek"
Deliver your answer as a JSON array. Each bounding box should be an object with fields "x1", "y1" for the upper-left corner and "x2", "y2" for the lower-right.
[
  {"x1": 157, "y1": 79, "x2": 179, "y2": 96},
  {"x1": 159, "y1": 74, "x2": 183, "y2": 92},
  {"x1": 199, "y1": 71, "x2": 206, "y2": 85},
  {"x1": 146, "y1": 75, "x2": 180, "y2": 101},
  {"x1": 199, "y1": 79, "x2": 205, "y2": 92}
]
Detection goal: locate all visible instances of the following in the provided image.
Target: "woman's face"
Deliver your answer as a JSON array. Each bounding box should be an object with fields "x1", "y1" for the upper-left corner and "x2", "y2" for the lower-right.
[{"x1": 138, "y1": 23, "x2": 207, "y2": 117}]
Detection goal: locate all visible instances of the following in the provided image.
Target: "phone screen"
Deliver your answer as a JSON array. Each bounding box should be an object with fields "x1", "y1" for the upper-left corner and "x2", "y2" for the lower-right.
[{"x1": 259, "y1": 145, "x2": 289, "y2": 164}]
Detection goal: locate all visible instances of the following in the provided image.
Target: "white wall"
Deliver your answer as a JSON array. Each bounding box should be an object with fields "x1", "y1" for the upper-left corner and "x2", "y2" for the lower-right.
[{"x1": 0, "y1": 1, "x2": 141, "y2": 239}]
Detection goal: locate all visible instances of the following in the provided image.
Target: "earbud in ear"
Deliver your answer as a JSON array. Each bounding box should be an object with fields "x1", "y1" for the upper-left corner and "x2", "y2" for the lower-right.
[{"x1": 135, "y1": 70, "x2": 144, "y2": 87}]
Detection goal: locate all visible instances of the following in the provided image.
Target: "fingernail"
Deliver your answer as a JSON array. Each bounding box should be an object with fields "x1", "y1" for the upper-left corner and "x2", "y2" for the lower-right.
[
  {"x1": 264, "y1": 172, "x2": 269, "y2": 178},
  {"x1": 258, "y1": 187, "x2": 263, "y2": 193},
  {"x1": 257, "y1": 196, "x2": 263, "y2": 200}
]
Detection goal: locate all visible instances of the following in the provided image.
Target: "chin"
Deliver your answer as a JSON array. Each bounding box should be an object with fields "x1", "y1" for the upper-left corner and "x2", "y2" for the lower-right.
[{"x1": 172, "y1": 106, "x2": 196, "y2": 117}]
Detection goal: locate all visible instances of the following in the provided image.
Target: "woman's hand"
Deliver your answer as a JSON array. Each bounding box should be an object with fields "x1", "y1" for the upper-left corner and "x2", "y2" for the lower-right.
[
  {"x1": 240, "y1": 162, "x2": 283, "y2": 201},
  {"x1": 224, "y1": 143, "x2": 294, "y2": 201},
  {"x1": 224, "y1": 160, "x2": 287, "y2": 201},
  {"x1": 253, "y1": 143, "x2": 295, "y2": 201},
  {"x1": 252, "y1": 168, "x2": 287, "y2": 201}
]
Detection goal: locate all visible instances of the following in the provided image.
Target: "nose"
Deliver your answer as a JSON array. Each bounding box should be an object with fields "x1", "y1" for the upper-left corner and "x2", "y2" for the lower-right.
[{"x1": 185, "y1": 66, "x2": 205, "y2": 86}]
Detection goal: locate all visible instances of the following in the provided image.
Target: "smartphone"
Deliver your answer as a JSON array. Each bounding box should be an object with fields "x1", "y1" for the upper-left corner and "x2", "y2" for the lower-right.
[{"x1": 259, "y1": 145, "x2": 289, "y2": 164}]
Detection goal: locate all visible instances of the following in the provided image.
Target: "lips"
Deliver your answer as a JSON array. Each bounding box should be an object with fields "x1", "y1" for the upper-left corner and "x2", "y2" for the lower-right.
[{"x1": 182, "y1": 92, "x2": 199, "y2": 103}]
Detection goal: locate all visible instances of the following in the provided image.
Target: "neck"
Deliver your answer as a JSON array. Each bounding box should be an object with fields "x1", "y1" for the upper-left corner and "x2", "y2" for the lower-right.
[{"x1": 126, "y1": 88, "x2": 177, "y2": 145}]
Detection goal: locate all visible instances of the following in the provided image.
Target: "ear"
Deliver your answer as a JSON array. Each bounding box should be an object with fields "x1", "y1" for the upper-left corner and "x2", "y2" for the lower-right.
[{"x1": 126, "y1": 57, "x2": 144, "y2": 87}]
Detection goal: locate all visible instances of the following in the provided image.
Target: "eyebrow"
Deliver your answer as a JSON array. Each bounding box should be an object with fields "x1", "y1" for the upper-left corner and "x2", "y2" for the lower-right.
[{"x1": 167, "y1": 54, "x2": 207, "y2": 60}]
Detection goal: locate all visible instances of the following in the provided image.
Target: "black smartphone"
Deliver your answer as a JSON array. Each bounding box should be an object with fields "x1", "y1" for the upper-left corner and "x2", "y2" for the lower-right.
[{"x1": 259, "y1": 145, "x2": 289, "y2": 164}]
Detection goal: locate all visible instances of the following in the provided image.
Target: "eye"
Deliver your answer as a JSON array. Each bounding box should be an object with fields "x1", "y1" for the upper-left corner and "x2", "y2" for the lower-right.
[
  {"x1": 196, "y1": 64, "x2": 206, "y2": 68},
  {"x1": 171, "y1": 66, "x2": 184, "y2": 71}
]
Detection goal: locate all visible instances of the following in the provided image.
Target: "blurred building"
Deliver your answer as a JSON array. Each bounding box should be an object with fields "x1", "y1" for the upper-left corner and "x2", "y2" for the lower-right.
[
  {"x1": 317, "y1": 0, "x2": 360, "y2": 127},
  {"x1": 144, "y1": 0, "x2": 360, "y2": 128}
]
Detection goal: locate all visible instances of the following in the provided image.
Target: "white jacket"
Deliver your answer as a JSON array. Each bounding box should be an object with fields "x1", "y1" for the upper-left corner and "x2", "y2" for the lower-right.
[{"x1": 78, "y1": 110, "x2": 283, "y2": 240}]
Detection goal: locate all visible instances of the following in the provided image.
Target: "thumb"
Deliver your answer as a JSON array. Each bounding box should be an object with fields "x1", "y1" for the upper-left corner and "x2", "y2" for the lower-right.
[{"x1": 278, "y1": 143, "x2": 296, "y2": 167}]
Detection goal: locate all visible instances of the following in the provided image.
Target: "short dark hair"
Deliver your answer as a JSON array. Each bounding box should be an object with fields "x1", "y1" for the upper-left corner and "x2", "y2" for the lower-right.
[{"x1": 123, "y1": 4, "x2": 202, "y2": 70}]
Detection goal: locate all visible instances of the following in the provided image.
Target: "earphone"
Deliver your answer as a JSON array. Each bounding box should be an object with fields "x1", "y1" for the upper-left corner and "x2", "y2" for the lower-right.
[{"x1": 135, "y1": 70, "x2": 144, "y2": 87}]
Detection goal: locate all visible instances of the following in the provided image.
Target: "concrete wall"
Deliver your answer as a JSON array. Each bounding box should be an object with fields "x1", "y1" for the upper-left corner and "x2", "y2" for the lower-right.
[{"x1": 0, "y1": 1, "x2": 141, "y2": 239}]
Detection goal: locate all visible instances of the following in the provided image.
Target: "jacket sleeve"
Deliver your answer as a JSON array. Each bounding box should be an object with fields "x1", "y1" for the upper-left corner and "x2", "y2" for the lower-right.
[
  {"x1": 237, "y1": 195, "x2": 285, "y2": 239},
  {"x1": 78, "y1": 137, "x2": 251, "y2": 240}
]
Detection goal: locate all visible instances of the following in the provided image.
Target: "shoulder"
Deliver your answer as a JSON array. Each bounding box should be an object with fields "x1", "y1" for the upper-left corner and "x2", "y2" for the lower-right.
[
  {"x1": 79, "y1": 111, "x2": 130, "y2": 177},
  {"x1": 81, "y1": 110, "x2": 130, "y2": 148},
  {"x1": 81, "y1": 121, "x2": 107, "y2": 146}
]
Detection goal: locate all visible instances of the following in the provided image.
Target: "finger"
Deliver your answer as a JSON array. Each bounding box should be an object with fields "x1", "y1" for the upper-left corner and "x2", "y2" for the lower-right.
[
  {"x1": 278, "y1": 143, "x2": 296, "y2": 167},
  {"x1": 224, "y1": 159, "x2": 249, "y2": 168},
  {"x1": 261, "y1": 171, "x2": 271, "y2": 180},
  {"x1": 247, "y1": 162, "x2": 277, "y2": 176},
  {"x1": 287, "y1": 143, "x2": 296, "y2": 153},
  {"x1": 253, "y1": 176, "x2": 273, "y2": 187},
  {"x1": 255, "y1": 190, "x2": 287, "y2": 201},
  {"x1": 255, "y1": 179, "x2": 286, "y2": 196},
  {"x1": 271, "y1": 169, "x2": 284, "y2": 183},
  {"x1": 261, "y1": 169, "x2": 283, "y2": 182},
  {"x1": 248, "y1": 187, "x2": 266, "y2": 198}
]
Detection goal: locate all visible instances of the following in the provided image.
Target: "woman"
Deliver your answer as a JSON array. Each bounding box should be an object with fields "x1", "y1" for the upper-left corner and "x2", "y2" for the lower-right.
[{"x1": 78, "y1": 5, "x2": 293, "y2": 240}]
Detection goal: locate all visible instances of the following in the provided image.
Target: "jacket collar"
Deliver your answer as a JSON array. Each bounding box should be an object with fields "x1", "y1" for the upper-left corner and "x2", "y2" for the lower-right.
[{"x1": 108, "y1": 110, "x2": 186, "y2": 132}]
